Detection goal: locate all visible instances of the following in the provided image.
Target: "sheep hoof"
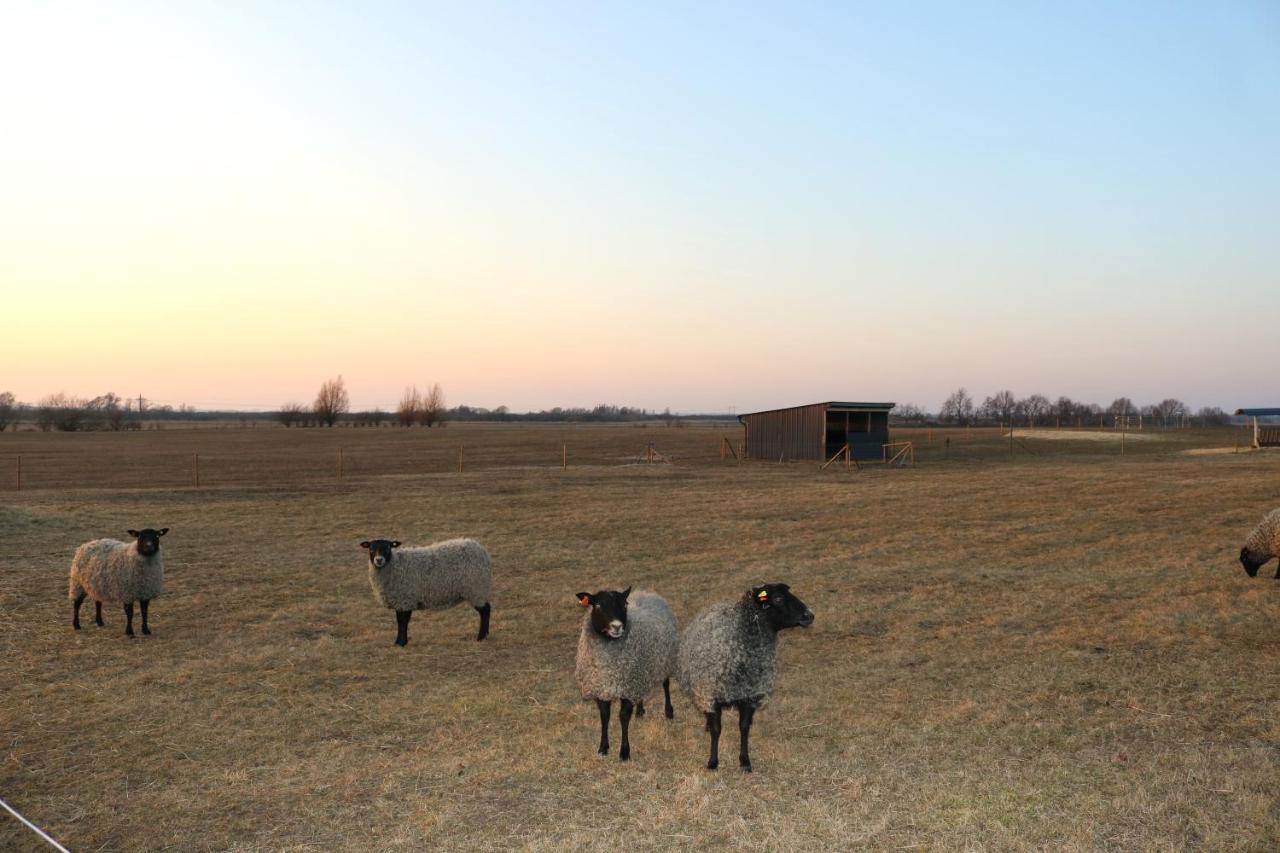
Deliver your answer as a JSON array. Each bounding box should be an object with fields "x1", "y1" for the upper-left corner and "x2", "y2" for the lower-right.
[
  {"x1": 707, "y1": 759, "x2": 718, "y2": 771},
  {"x1": 635, "y1": 703, "x2": 646, "y2": 718},
  {"x1": 141, "y1": 627, "x2": 151, "y2": 636},
  {"x1": 597, "y1": 745, "x2": 608, "y2": 756},
  {"x1": 395, "y1": 638, "x2": 407, "y2": 647},
  {"x1": 125, "y1": 631, "x2": 135, "y2": 638},
  {"x1": 72, "y1": 622, "x2": 81, "y2": 631},
  {"x1": 664, "y1": 707, "x2": 674, "y2": 720},
  {"x1": 619, "y1": 750, "x2": 630, "y2": 761},
  {"x1": 740, "y1": 762, "x2": 753, "y2": 773}
]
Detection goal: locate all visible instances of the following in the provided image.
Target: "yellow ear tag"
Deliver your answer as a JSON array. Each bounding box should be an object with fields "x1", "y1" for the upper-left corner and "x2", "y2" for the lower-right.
[{"x1": 757, "y1": 590, "x2": 769, "y2": 602}]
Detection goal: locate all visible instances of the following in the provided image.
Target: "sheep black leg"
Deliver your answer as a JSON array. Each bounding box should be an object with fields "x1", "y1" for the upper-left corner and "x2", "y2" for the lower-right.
[
  {"x1": 140, "y1": 599, "x2": 151, "y2": 635},
  {"x1": 94, "y1": 601, "x2": 104, "y2": 626},
  {"x1": 475, "y1": 602, "x2": 490, "y2": 641},
  {"x1": 737, "y1": 701, "x2": 755, "y2": 772},
  {"x1": 636, "y1": 700, "x2": 645, "y2": 717},
  {"x1": 123, "y1": 602, "x2": 135, "y2": 637},
  {"x1": 72, "y1": 593, "x2": 85, "y2": 630},
  {"x1": 619, "y1": 699, "x2": 634, "y2": 761},
  {"x1": 395, "y1": 610, "x2": 411, "y2": 646},
  {"x1": 663, "y1": 678, "x2": 674, "y2": 719},
  {"x1": 706, "y1": 706, "x2": 723, "y2": 770},
  {"x1": 596, "y1": 699, "x2": 611, "y2": 755}
]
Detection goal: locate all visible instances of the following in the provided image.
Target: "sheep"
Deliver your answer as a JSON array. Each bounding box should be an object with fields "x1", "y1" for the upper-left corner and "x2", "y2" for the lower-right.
[
  {"x1": 360, "y1": 538, "x2": 492, "y2": 646},
  {"x1": 68, "y1": 528, "x2": 169, "y2": 637},
  {"x1": 677, "y1": 583, "x2": 813, "y2": 771},
  {"x1": 573, "y1": 587, "x2": 678, "y2": 761},
  {"x1": 1239, "y1": 508, "x2": 1280, "y2": 578}
]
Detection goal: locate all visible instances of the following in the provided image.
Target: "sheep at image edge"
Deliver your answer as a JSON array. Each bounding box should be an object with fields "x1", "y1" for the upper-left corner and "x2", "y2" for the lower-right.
[
  {"x1": 1239, "y1": 508, "x2": 1280, "y2": 578},
  {"x1": 677, "y1": 583, "x2": 813, "y2": 772},
  {"x1": 360, "y1": 537, "x2": 492, "y2": 645},
  {"x1": 69, "y1": 527, "x2": 169, "y2": 637},
  {"x1": 574, "y1": 587, "x2": 678, "y2": 761}
]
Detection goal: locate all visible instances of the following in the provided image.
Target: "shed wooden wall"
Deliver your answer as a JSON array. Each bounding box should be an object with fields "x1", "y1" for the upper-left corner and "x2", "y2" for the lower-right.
[{"x1": 742, "y1": 404, "x2": 826, "y2": 460}]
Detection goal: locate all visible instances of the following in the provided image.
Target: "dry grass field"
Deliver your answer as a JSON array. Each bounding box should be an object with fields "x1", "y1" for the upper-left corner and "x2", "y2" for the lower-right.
[{"x1": 1, "y1": 424, "x2": 1277, "y2": 850}]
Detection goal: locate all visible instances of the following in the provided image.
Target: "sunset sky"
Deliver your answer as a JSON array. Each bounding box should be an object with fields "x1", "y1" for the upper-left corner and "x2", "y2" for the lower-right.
[{"x1": 2, "y1": 2, "x2": 1277, "y2": 413}]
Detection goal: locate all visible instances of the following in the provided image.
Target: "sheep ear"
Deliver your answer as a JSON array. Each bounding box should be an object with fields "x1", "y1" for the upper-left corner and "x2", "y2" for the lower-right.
[
  {"x1": 359, "y1": 541, "x2": 371, "y2": 549},
  {"x1": 157, "y1": 528, "x2": 169, "y2": 536},
  {"x1": 576, "y1": 592, "x2": 593, "y2": 607},
  {"x1": 390, "y1": 541, "x2": 401, "y2": 549},
  {"x1": 127, "y1": 530, "x2": 140, "y2": 538},
  {"x1": 621, "y1": 586, "x2": 631, "y2": 599}
]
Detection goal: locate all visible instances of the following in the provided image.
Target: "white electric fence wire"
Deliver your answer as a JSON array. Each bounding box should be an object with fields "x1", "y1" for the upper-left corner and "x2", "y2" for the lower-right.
[{"x1": 0, "y1": 796, "x2": 71, "y2": 853}]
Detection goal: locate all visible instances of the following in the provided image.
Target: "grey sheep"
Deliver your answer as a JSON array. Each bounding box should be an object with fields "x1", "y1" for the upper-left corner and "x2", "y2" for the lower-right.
[
  {"x1": 677, "y1": 583, "x2": 813, "y2": 771},
  {"x1": 574, "y1": 587, "x2": 677, "y2": 761},
  {"x1": 1239, "y1": 508, "x2": 1280, "y2": 578},
  {"x1": 69, "y1": 528, "x2": 169, "y2": 637},
  {"x1": 360, "y1": 538, "x2": 492, "y2": 646}
]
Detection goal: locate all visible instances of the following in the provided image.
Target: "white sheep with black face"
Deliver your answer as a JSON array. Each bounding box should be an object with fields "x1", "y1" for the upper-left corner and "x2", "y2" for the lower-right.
[
  {"x1": 69, "y1": 527, "x2": 169, "y2": 637},
  {"x1": 677, "y1": 583, "x2": 814, "y2": 772},
  {"x1": 1239, "y1": 508, "x2": 1280, "y2": 579},
  {"x1": 573, "y1": 587, "x2": 678, "y2": 761},
  {"x1": 360, "y1": 538, "x2": 492, "y2": 646}
]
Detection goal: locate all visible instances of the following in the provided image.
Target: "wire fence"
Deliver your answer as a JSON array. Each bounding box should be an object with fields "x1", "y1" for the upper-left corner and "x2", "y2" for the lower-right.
[{"x1": 0, "y1": 424, "x2": 1251, "y2": 493}]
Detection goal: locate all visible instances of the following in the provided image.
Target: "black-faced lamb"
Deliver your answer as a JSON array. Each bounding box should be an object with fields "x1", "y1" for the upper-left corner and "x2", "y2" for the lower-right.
[
  {"x1": 573, "y1": 587, "x2": 677, "y2": 761},
  {"x1": 360, "y1": 538, "x2": 492, "y2": 646},
  {"x1": 1239, "y1": 508, "x2": 1280, "y2": 578},
  {"x1": 69, "y1": 527, "x2": 169, "y2": 637},
  {"x1": 677, "y1": 583, "x2": 813, "y2": 771}
]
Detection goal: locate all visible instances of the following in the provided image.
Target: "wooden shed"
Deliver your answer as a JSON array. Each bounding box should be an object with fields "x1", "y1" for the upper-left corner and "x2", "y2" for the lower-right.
[
  {"x1": 739, "y1": 402, "x2": 895, "y2": 462},
  {"x1": 1234, "y1": 408, "x2": 1280, "y2": 448}
]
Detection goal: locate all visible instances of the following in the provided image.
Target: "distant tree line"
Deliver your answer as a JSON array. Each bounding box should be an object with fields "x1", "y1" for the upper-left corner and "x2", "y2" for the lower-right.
[
  {"x1": 0, "y1": 391, "x2": 230, "y2": 431},
  {"x1": 892, "y1": 389, "x2": 1229, "y2": 428}
]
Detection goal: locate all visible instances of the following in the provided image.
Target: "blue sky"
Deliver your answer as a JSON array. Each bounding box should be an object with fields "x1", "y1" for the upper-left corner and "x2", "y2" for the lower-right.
[{"x1": 1, "y1": 1, "x2": 1276, "y2": 411}]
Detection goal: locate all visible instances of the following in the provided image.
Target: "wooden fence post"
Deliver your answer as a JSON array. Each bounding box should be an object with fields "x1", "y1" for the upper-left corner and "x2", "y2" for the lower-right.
[
  {"x1": 458, "y1": 446, "x2": 464, "y2": 473},
  {"x1": 193, "y1": 452, "x2": 200, "y2": 487},
  {"x1": 562, "y1": 443, "x2": 567, "y2": 469},
  {"x1": 338, "y1": 448, "x2": 344, "y2": 479},
  {"x1": 15, "y1": 454, "x2": 20, "y2": 491}
]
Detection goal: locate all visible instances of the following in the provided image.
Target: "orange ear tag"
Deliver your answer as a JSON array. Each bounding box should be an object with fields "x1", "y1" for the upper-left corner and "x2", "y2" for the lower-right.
[{"x1": 578, "y1": 595, "x2": 591, "y2": 607}]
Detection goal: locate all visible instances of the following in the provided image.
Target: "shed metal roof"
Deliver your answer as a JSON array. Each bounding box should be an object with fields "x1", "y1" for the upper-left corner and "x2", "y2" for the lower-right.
[
  {"x1": 737, "y1": 401, "x2": 896, "y2": 418},
  {"x1": 1235, "y1": 408, "x2": 1280, "y2": 416}
]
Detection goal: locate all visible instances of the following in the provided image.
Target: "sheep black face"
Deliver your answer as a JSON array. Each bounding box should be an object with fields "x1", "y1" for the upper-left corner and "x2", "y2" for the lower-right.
[
  {"x1": 576, "y1": 587, "x2": 631, "y2": 639},
  {"x1": 127, "y1": 527, "x2": 168, "y2": 557},
  {"x1": 360, "y1": 539, "x2": 402, "y2": 569},
  {"x1": 1239, "y1": 546, "x2": 1272, "y2": 578},
  {"x1": 752, "y1": 583, "x2": 814, "y2": 632}
]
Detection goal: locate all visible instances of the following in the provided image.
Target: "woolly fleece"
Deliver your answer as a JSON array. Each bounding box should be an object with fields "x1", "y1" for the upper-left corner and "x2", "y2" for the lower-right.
[
  {"x1": 678, "y1": 591, "x2": 778, "y2": 713},
  {"x1": 575, "y1": 590, "x2": 678, "y2": 703},
  {"x1": 367, "y1": 538, "x2": 491, "y2": 612},
  {"x1": 68, "y1": 539, "x2": 163, "y2": 605}
]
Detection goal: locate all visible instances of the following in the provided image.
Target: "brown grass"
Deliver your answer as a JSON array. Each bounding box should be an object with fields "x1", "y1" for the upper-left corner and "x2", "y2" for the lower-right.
[{"x1": 1, "y1": 425, "x2": 1277, "y2": 850}]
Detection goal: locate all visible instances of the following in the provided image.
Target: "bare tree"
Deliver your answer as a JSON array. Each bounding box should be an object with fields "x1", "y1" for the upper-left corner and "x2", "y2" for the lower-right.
[
  {"x1": 940, "y1": 388, "x2": 974, "y2": 425},
  {"x1": 1196, "y1": 406, "x2": 1227, "y2": 426},
  {"x1": 421, "y1": 383, "x2": 446, "y2": 428},
  {"x1": 1152, "y1": 398, "x2": 1186, "y2": 427},
  {"x1": 891, "y1": 403, "x2": 927, "y2": 424},
  {"x1": 980, "y1": 390, "x2": 1017, "y2": 426},
  {"x1": 0, "y1": 391, "x2": 15, "y2": 431},
  {"x1": 1019, "y1": 394, "x2": 1051, "y2": 427},
  {"x1": 397, "y1": 386, "x2": 421, "y2": 427},
  {"x1": 277, "y1": 402, "x2": 306, "y2": 428},
  {"x1": 313, "y1": 376, "x2": 350, "y2": 427}
]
